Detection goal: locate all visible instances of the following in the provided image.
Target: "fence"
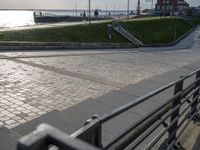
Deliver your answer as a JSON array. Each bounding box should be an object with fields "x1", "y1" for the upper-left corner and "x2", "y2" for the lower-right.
[{"x1": 18, "y1": 68, "x2": 200, "y2": 150}]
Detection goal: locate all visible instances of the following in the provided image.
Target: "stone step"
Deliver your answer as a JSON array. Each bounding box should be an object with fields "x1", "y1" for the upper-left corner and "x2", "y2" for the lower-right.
[
  {"x1": 0, "y1": 127, "x2": 20, "y2": 150},
  {"x1": 13, "y1": 110, "x2": 78, "y2": 137}
]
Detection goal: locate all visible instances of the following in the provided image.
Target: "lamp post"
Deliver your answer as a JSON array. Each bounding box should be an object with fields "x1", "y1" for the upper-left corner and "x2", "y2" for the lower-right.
[
  {"x1": 89, "y1": 0, "x2": 91, "y2": 24},
  {"x1": 127, "y1": 0, "x2": 130, "y2": 20},
  {"x1": 151, "y1": 0, "x2": 154, "y2": 14},
  {"x1": 75, "y1": 2, "x2": 77, "y2": 16}
]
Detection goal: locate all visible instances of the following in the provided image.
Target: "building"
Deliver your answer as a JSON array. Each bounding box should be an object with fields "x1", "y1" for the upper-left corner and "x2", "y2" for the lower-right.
[
  {"x1": 155, "y1": 0, "x2": 189, "y2": 16},
  {"x1": 188, "y1": 7, "x2": 200, "y2": 16}
]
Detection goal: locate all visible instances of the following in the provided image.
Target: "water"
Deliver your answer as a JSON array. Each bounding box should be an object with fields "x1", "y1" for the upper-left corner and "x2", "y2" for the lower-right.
[
  {"x1": 0, "y1": 10, "x2": 129, "y2": 28},
  {"x1": 0, "y1": 10, "x2": 35, "y2": 28}
]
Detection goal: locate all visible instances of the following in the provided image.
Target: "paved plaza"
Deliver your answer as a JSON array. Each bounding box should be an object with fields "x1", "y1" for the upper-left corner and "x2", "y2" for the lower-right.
[{"x1": 0, "y1": 27, "x2": 199, "y2": 129}]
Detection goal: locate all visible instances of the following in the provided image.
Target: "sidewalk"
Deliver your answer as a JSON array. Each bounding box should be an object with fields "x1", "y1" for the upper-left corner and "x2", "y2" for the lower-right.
[{"x1": 6, "y1": 58, "x2": 199, "y2": 150}]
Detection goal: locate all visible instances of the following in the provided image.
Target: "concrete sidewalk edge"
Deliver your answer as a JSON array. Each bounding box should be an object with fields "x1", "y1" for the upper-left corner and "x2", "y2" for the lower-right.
[{"x1": 0, "y1": 43, "x2": 135, "y2": 50}]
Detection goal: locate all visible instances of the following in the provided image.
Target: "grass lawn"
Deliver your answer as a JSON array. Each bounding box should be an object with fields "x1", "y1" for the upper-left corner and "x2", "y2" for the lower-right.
[
  {"x1": 123, "y1": 17, "x2": 198, "y2": 44},
  {"x1": 185, "y1": 17, "x2": 200, "y2": 26},
  {"x1": 0, "y1": 17, "x2": 199, "y2": 44},
  {"x1": 0, "y1": 23, "x2": 128, "y2": 43}
]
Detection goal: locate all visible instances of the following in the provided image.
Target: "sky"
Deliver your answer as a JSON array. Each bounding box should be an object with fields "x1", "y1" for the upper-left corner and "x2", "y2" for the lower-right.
[{"x1": 0, "y1": 0, "x2": 199, "y2": 10}]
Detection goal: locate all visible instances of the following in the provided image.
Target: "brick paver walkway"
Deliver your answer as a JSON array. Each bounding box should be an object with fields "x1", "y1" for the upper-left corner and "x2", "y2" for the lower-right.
[{"x1": 0, "y1": 27, "x2": 199, "y2": 129}]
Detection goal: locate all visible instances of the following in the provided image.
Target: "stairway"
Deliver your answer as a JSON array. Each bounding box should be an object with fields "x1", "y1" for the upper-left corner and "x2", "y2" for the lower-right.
[{"x1": 112, "y1": 22, "x2": 143, "y2": 47}]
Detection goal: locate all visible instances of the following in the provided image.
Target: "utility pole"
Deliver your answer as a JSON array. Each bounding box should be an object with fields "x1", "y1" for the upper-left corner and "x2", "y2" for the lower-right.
[
  {"x1": 75, "y1": 2, "x2": 77, "y2": 17},
  {"x1": 136, "y1": 0, "x2": 141, "y2": 16},
  {"x1": 127, "y1": 0, "x2": 130, "y2": 20},
  {"x1": 164, "y1": 0, "x2": 166, "y2": 16},
  {"x1": 151, "y1": 0, "x2": 154, "y2": 13},
  {"x1": 89, "y1": 0, "x2": 91, "y2": 24},
  {"x1": 113, "y1": 4, "x2": 116, "y2": 15},
  {"x1": 106, "y1": 4, "x2": 108, "y2": 16}
]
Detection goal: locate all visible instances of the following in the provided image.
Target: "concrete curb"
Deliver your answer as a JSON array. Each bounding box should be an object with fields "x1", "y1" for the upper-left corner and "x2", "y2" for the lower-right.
[
  {"x1": 0, "y1": 42, "x2": 134, "y2": 50},
  {"x1": 142, "y1": 25, "x2": 198, "y2": 47}
]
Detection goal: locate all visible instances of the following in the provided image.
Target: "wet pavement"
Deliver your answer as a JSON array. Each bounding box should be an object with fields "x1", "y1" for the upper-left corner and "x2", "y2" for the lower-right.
[{"x1": 0, "y1": 27, "x2": 199, "y2": 129}]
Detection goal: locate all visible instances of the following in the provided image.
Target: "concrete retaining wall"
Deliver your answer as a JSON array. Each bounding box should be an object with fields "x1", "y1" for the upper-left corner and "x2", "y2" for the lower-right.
[{"x1": 0, "y1": 42, "x2": 134, "y2": 50}]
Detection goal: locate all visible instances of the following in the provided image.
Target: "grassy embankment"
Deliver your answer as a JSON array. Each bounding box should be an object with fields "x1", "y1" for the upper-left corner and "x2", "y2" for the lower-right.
[
  {"x1": 123, "y1": 17, "x2": 200, "y2": 44},
  {"x1": 0, "y1": 23, "x2": 128, "y2": 43},
  {"x1": 0, "y1": 17, "x2": 199, "y2": 44}
]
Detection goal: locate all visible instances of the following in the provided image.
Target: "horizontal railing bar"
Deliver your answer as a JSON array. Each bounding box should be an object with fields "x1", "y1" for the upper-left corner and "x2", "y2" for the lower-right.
[
  {"x1": 166, "y1": 111, "x2": 192, "y2": 149},
  {"x1": 99, "y1": 81, "x2": 179, "y2": 123},
  {"x1": 125, "y1": 103, "x2": 181, "y2": 149},
  {"x1": 177, "y1": 105, "x2": 200, "y2": 140},
  {"x1": 129, "y1": 92, "x2": 199, "y2": 148},
  {"x1": 104, "y1": 84, "x2": 200, "y2": 149},
  {"x1": 18, "y1": 124, "x2": 101, "y2": 150},
  {"x1": 104, "y1": 87, "x2": 198, "y2": 149},
  {"x1": 180, "y1": 87, "x2": 200, "y2": 110},
  {"x1": 182, "y1": 77, "x2": 200, "y2": 97},
  {"x1": 103, "y1": 92, "x2": 181, "y2": 149},
  {"x1": 71, "y1": 119, "x2": 100, "y2": 139},
  {"x1": 182, "y1": 86, "x2": 199, "y2": 103},
  {"x1": 105, "y1": 79, "x2": 200, "y2": 148},
  {"x1": 166, "y1": 105, "x2": 200, "y2": 150},
  {"x1": 69, "y1": 69, "x2": 200, "y2": 150},
  {"x1": 179, "y1": 95, "x2": 199, "y2": 120},
  {"x1": 126, "y1": 93, "x2": 199, "y2": 150},
  {"x1": 100, "y1": 69, "x2": 200, "y2": 123},
  {"x1": 145, "y1": 95, "x2": 199, "y2": 149},
  {"x1": 183, "y1": 68, "x2": 200, "y2": 80},
  {"x1": 144, "y1": 128, "x2": 166, "y2": 150},
  {"x1": 125, "y1": 112, "x2": 181, "y2": 150},
  {"x1": 145, "y1": 116, "x2": 180, "y2": 150}
]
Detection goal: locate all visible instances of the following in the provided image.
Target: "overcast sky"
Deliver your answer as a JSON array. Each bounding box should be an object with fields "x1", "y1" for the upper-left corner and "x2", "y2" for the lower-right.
[{"x1": 0, "y1": 0, "x2": 199, "y2": 10}]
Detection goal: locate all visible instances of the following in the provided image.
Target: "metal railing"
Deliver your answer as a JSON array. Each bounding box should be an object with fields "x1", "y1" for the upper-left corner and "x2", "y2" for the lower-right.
[
  {"x1": 112, "y1": 21, "x2": 143, "y2": 46},
  {"x1": 18, "y1": 68, "x2": 200, "y2": 150}
]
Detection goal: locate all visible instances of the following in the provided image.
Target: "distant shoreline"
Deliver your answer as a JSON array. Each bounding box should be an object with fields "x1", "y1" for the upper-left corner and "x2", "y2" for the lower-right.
[
  {"x1": 0, "y1": 9, "x2": 130, "y2": 12},
  {"x1": 0, "y1": 10, "x2": 132, "y2": 28}
]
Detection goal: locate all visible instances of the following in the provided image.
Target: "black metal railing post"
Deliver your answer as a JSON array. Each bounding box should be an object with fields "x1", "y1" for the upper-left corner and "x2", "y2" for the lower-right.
[
  {"x1": 90, "y1": 115, "x2": 102, "y2": 148},
  {"x1": 168, "y1": 78, "x2": 184, "y2": 144},
  {"x1": 79, "y1": 114, "x2": 102, "y2": 148},
  {"x1": 191, "y1": 71, "x2": 200, "y2": 118}
]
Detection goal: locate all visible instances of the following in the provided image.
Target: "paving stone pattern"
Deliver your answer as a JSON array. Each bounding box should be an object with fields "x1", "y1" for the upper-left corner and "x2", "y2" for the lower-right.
[{"x1": 0, "y1": 29, "x2": 199, "y2": 128}]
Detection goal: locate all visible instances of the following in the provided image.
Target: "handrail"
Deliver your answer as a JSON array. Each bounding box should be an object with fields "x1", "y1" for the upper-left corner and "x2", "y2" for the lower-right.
[
  {"x1": 100, "y1": 68, "x2": 200, "y2": 123},
  {"x1": 73, "y1": 68, "x2": 200, "y2": 149},
  {"x1": 18, "y1": 124, "x2": 101, "y2": 150},
  {"x1": 18, "y1": 68, "x2": 200, "y2": 150}
]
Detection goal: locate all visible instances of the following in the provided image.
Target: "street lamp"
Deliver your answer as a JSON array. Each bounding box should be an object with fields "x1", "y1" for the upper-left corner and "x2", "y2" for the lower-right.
[
  {"x1": 127, "y1": 0, "x2": 130, "y2": 20},
  {"x1": 88, "y1": 0, "x2": 91, "y2": 23},
  {"x1": 151, "y1": 0, "x2": 154, "y2": 14}
]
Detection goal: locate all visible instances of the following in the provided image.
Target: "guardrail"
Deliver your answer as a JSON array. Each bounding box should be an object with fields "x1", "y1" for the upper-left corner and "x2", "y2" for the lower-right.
[{"x1": 18, "y1": 68, "x2": 200, "y2": 150}]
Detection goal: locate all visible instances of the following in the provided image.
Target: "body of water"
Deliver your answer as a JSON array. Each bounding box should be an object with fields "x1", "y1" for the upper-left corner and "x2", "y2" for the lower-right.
[
  {"x1": 0, "y1": 10, "x2": 129, "y2": 28},
  {"x1": 0, "y1": 11, "x2": 35, "y2": 28}
]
